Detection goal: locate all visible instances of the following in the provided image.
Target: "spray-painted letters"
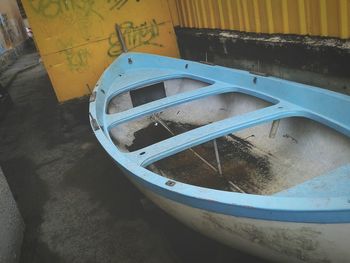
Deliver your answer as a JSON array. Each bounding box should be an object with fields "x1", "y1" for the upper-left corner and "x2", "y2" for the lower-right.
[
  {"x1": 108, "y1": 19, "x2": 165, "y2": 57},
  {"x1": 29, "y1": 0, "x2": 103, "y2": 19},
  {"x1": 107, "y1": 0, "x2": 128, "y2": 10},
  {"x1": 58, "y1": 40, "x2": 91, "y2": 72}
]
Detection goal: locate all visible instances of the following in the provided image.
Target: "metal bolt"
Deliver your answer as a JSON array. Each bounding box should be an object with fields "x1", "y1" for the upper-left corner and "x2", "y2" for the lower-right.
[{"x1": 165, "y1": 180, "x2": 176, "y2": 187}]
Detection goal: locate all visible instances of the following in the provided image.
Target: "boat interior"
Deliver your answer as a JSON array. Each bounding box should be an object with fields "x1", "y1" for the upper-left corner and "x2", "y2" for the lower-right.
[{"x1": 107, "y1": 77, "x2": 350, "y2": 196}]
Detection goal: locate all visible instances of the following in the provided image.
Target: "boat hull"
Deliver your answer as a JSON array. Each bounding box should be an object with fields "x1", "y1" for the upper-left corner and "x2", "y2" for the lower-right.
[
  {"x1": 125, "y1": 171, "x2": 349, "y2": 263},
  {"x1": 89, "y1": 52, "x2": 350, "y2": 263}
]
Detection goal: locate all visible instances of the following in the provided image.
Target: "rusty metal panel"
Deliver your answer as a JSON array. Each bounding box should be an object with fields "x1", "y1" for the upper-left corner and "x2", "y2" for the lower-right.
[
  {"x1": 175, "y1": 0, "x2": 350, "y2": 39},
  {"x1": 22, "y1": 0, "x2": 179, "y2": 102}
]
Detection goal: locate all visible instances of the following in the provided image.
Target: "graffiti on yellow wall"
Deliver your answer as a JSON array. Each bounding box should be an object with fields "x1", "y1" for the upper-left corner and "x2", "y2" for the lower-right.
[
  {"x1": 65, "y1": 47, "x2": 90, "y2": 72},
  {"x1": 107, "y1": 0, "x2": 140, "y2": 10},
  {"x1": 108, "y1": 19, "x2": 165, "y2": 57},
  {"x1": 58, "y1": 42, "x2": 91, "y2": 72},
  {"x1": 28, "y1": 0, "x2": 106, "y2": 40},
  {"x1": 28, "y1": 0, "x2": 103, "y2": 19},
  {"x1": 22, "y1": 0, "x2": 179, "y2": 101}
]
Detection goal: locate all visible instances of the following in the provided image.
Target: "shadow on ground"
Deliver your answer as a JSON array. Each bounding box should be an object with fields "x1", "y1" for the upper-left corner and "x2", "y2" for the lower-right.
[{"x1": 0, "y1": 50, "x2": 265, "y2": 263}]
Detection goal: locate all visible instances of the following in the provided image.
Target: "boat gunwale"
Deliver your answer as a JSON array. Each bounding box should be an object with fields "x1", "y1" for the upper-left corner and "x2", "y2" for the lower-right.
[{"x1": 89, "y1": 52, "x2": 350, "y2": 224}]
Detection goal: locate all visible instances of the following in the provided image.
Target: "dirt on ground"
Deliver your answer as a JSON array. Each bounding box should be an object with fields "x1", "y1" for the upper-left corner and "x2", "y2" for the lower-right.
[{"x1": 0, "y1": 50, "x2": 266, "y2": 263}]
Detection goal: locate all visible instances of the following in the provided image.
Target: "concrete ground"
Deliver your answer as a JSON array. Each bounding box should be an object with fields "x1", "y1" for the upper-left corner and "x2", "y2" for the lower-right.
[
  {"x1": 0, "y1": 166, "x2": 24, "y2": 263},
  {"x1": 0, "y1": 50, "x2": 265, "y2": 263}
]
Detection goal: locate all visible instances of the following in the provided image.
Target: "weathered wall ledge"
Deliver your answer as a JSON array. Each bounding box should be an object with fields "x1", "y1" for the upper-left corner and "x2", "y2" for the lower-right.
[{"x1": 176, "y1": 28, "x2": 350, "y2": 96}]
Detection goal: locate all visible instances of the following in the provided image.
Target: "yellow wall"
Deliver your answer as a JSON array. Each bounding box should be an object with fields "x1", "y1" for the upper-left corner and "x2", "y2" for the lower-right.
[
  {"x1": 0, "y1": 0, "x2": 27, "y2": 50},
  {"x1": 172, "y1": 0, "x2": 350, "y2": 39},
  {"x1": 22, "y1": 0, "x2": 179, "y2": 102}
]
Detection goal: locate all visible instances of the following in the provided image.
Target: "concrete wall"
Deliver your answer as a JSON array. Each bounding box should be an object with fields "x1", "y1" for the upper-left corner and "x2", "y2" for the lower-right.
[
  {"x1": 176, "y1": 28, "x2": 350, "y2": 96},
  {"x1": 0, "y1": 167, "x2": 24, "y2": 263},
  {"x1": 0, "y1": 0, "x2": 27, "y2": 51},
  {"x1": 0, "y1": 0, "x2": 28, "y2": 73}
]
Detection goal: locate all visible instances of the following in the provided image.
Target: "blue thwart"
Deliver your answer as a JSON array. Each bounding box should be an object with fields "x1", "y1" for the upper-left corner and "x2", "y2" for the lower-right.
[{"x1": 90, "y1": 53, "x2": 350, "y2": 262}]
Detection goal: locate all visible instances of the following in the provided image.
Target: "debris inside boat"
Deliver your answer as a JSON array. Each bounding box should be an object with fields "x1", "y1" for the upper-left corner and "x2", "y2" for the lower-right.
[
  {"x1": 4, "y1": 1, "x2": 350, "y2": 262},
  {"x1": 87, "y1": 50, "x2": 350, "y2": 263},
  {"x1": 107, "y1": 76, "x2": 350, "y2": 198},
  {"x1": 127, "y1": 120, "x2": 273, "y2": 194}
]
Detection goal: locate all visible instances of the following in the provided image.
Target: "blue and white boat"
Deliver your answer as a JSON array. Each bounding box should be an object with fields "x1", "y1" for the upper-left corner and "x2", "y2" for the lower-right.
[{"x1": 89, "y1": 52, "x2": 350, "y2": 263}]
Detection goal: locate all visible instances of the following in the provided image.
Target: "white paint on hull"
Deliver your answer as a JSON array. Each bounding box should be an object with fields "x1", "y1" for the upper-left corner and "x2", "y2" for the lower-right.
[
  {"x1": 129, "y1": 177, "x2": 349, "y2": 263},
  {"x1": 91, "y1": 54, "x2": 350, "y2": 263}
]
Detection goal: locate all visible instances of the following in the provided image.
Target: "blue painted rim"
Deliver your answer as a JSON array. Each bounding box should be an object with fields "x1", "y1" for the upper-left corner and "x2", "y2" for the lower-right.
[{"x1": 90, "y1": 52, "x2": 350, "y2": 224}]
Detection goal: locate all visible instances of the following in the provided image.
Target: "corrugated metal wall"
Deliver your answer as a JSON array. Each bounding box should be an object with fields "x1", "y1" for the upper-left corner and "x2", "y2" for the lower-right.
[{"x1": 171, "y1": 0, "x2": 350, "y2": 39}]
